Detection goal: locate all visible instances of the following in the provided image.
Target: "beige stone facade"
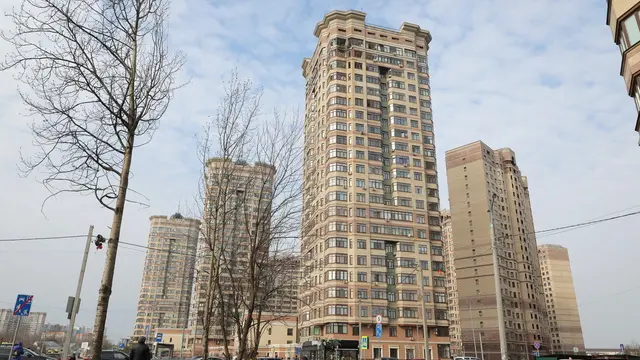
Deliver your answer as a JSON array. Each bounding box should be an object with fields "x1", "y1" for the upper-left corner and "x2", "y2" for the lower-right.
[
  {"x1": 132, "y1": 214, "x2": 200, "y2": 340},
  {"x1": 605, "y1": 0, "x2": 640, "y2": 138},
  {"x1": 300, "y1": 10, "x2": 450, "y2": 360},
  {"x1": 445, "y1": 141, "x2": 550, "y2": 360},
  {"x1": 537, "y1": 245, "x2": 584, "y2": 353}
]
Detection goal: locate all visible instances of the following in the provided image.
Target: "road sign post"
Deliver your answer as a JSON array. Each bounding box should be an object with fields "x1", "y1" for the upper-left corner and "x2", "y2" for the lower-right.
[
  {"x1": 155, "y1": 333, "x2": 163, "y2": 343},
  {"x1": 9, "y1": 295, "x2": 34, "y2": 360}
]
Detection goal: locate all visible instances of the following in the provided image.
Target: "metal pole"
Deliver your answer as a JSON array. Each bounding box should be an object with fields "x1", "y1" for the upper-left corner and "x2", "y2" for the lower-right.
[
  {"x1": 468, "y1": 303, "x2": 477, "y2": 358},
  {"x1": 489, "y1": 195, "x2": 508, "y2": 360},
  {"x1": 478, "y1": 330, "x2": 484, "y2": 360},
  {"x1": 8, "y1": 316, "x2": 22, "y2": 360},
  {"x1": 418, "y1": 266, "x2": 429, "y2": 360},
  {"x1": 63, "y1": 225, "x2": 94, "y2": 360},
  {"x1": 357, "y1": 298, "x2": 362, "y2": 360}
]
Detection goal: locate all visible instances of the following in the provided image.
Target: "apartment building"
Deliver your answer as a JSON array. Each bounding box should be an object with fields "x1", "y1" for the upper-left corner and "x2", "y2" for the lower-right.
[
  {"x1": 132, "y1": 213, "x2": 200, "y2": 340},
  {"x1": 537, "y1": 245, "x2": 584, "y2": 353},
  {"x1": 0, "y1": 309, "x2": 46, "y2": 339},
  {"x1": 189, "y1": 158, "x2": 275, "y2": 354},
  {"x1": 445, "y1": 141, "x2": 549, "y2": 360},
  {"x1": 606, "y1": 0, "x2": 640, "y2": 141},
  {"x1": 442, "y1": 210, "x2": 463, "y2": 357},
  {"x1": 300, "y1": 10, "x2": 450, "y2": 360}
]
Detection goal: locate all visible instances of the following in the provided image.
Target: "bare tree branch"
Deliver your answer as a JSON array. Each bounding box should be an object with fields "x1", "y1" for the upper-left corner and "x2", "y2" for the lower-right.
[
  {"x1": 190, "y1": 71, "x2": 302, "y2": 360},
  {"x1": 0, "y1": 0, "x2": 185, "y2": 358}
]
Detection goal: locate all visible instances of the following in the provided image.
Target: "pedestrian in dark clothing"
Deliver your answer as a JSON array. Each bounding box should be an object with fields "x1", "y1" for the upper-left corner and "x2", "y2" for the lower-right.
[
  {"x1": 129, "y1": 337, "x2": 151, "y2": 360},
  {"x1": 12, "y1": 341, "x2": 24, "y2": 360}
]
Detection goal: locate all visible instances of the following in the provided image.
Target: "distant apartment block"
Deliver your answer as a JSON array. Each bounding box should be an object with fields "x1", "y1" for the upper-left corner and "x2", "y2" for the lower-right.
[
  {"x1": 605, "y1": 0, "x2": 640, "y2": 141},
  {"x1": 132, "y1": 213, "x2": 201, "y2": 340},
  {"x1": 537, "y1": 245, "x2": 585, "y2": 353},
  {"x1": 189, "y1": 158, "x2": 275, "y2": 354},
  {"x1": 445, "y1": 141, "x2": 550, "y2": 360},
  {"x1": 442, "y1": 209, "x2": 463, "y2": 356},
  {"x1": 0, "y1": 310, "x2": 46, "y2": 339}
]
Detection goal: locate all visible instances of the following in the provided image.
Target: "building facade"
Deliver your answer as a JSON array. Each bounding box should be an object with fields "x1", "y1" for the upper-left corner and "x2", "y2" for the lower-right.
[
  {"x1": 537, "y1": 245, "x2": 584, "y2": 353},
  {"x1": 300, "y1": 10, "x2": 450, "y2": 360},
  {"x1": 132, "y1": 213, "x2": 201, "y2": 340},
  {"x1": 0, "y1": 310, "x2": 46, "y2": 339},
  {"x1": 605, "y1": 0, "x2": 640, "y2": 141},
  {"x1": 442, "y1": 210, "x2": 462, "y2": 357},
  {"x1": 445, "y1": 141, "x2": 549, "y2": 360},
  {"x1": 188, "y1": 158, "x2": 275, "y2": 354}
]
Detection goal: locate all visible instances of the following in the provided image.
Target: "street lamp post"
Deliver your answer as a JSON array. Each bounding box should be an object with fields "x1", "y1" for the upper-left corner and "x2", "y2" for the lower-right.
[{"x1": 489, "y1": 194, "x2": 508, "y2": 360}]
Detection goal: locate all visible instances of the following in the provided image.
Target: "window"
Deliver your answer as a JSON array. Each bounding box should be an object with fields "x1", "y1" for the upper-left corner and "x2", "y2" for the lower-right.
[
  {"x1": 325, "y1": 237, "x2": 348, "y2": 248},
  {"x1": 326, "y1": 305, "x2": 349, "y2": 316},
  {"x1": 389, "y1": 326, "x2": 398, "y2": 337},
  {"x1": 325, "y1": 270, "x2": 348, "y2": 281},
  {"x1": 328, "y1": 97, "x2": 347, "y2": 106},
  {"x1": 405, "y1": 328, "x2": 414, "y2": 337},
  {"x1": 620, "y1": 11, "x2": 640, "y2": 52},
  {"x1": 434, "y1": 293, "x2": 447, "y2": 303},
  {"x1": 326, "y1": 323, "x2": 348, "y2": 334},
  {"x1": 325, "y1": 287, "x2": 348, "y2": 298},
  {"x1": 357, "y1": 272, "x2": 367, "y2": 282},
  {"x1": 357, "y1": 239, "x2": 367, "y2": 249}
]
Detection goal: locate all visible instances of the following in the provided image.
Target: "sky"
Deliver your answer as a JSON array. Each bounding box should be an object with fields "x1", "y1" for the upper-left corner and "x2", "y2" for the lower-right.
[{"x1": 0, "y1": 0, "x2": 638, "y2": 349}]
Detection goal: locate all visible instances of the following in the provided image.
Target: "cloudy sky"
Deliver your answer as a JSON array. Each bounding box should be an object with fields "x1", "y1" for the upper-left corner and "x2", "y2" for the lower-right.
[{"x1": 0, "y1": 0, "x2": 638, "y2": 348}]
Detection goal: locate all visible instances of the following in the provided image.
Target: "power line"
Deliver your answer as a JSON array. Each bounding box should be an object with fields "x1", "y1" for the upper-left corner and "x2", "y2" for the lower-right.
[{"x1": 0, "y1": 234, "x2": 86, "y2": 242}]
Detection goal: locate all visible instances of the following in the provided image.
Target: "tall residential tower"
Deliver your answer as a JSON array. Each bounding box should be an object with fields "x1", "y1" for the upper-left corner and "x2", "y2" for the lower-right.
[
  {"x1": 132, "y1": 214, "x2": 200, "y2": 340},
  {"x1": 605, "y1": 0, "x2": 640, "y2": 141},
  {"x1": 300, "y1": 10, "x2": 450, "y2": 360},
  {"x1": 445, "y1": 141, "x2": 549, "y2": 360},
  {"x1": 537, "y1": 245, "x2": 584, "y2": 353}
]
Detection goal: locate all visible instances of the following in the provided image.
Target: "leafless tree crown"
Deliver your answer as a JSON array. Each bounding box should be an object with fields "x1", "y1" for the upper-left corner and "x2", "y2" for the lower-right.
[
  {"x1": 1, "y1": 0, "x2": 185, "y2": 210},
  {"x1": 192, "y1": 72, "x2": 303, "y2": 360}
]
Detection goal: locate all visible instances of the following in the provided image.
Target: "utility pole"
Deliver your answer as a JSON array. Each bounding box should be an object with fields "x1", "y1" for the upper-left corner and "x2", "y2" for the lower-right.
[
  {"x1": 357, "y1": 297, "x2": 362, "y2": 360},
  {"x1": 180, "y1": 327, "x2": 185, "y2": 359},
  {"x1": 489, "y1": 194, "x2": 508, "y2": 360},
  {"x1": 63, "y1": 225, "x2": 94, "y2": 360},
  {"x1": 468, "y1": 303, "x2": 478, "y2": 358},
  {"x1": 479, "y1": 331, "x2": 485, "y2": 360},
  {"x1": 418, "y1": 266, "x2": 430, "y2": 360}
]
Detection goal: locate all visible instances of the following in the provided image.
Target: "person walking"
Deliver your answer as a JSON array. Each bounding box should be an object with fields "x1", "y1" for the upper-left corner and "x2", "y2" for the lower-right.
[
  {"x1": 11, "y1": 341, "x2": 24, "y2": 360},
  {"x1": 129, "y1": 337, "x2": 151, "y2": 360}
]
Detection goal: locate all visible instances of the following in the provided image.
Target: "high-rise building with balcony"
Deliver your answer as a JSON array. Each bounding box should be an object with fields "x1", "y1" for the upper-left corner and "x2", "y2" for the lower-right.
[
  {"x1": 537, "y1": 244, "x2": 584, "y2": 354},
  {"x1": 605, "y1": 0, "x2": 640, "y2": 142},
  {"x1": 132, "y1": 214, "x2": 200, "y2": 340},
  {"x1": 188, "y1": 158, "x2": 275, "y2": 354},
  {"x1": 442, "y1": 210, "x2": 463, "y2": 356},
  {"x1": 445, "y1": 141, "x2": 550, "y2": 360},
  {"x1": 300, "y1": 10, "x2": 450, "y2": 360}
]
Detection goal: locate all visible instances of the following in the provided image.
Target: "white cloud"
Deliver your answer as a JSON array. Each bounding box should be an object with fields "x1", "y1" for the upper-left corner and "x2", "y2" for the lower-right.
[{"x1": 0, "y1": 0, "x2": 638, "y2": 347}]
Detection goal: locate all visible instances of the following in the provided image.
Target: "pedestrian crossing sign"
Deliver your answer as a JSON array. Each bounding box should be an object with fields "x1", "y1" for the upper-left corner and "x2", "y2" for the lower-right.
[{"x1": 360, "y1": 336, "x2": 368, "y2": 350}]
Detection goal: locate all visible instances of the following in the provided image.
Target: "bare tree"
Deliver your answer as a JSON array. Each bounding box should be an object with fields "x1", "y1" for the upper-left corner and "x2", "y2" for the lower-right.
[
  {"x1": 192, "y1": 72, "x2": 302, "y2": 360},
  {"x1": 625, "y1": 341, "x2": 640, "y2": 356},
  {"x1": 0, "y1": 0, "x2": 184, "y2": 358}
]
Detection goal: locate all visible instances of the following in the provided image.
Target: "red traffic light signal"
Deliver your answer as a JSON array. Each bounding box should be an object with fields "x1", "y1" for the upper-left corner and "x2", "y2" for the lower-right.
[{"x1": 95, "y1": 234, "x2": 106, "y2": 250}]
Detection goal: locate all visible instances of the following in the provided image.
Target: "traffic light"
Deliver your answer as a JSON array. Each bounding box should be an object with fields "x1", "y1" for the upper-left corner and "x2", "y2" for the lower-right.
[{"x1": 95, "y1": 234, "x2": 106, "y2": 250}]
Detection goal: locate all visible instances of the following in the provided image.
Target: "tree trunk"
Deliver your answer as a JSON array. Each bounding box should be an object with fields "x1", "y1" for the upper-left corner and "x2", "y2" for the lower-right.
[{"x1": 90, "y1": 138, "x2": 135, "y2": 360}]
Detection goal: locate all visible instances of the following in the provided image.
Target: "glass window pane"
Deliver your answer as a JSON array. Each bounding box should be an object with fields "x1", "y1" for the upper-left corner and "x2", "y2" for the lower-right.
[{"x1": 624, "y1": 15, "x2": 640, "y2": 48}]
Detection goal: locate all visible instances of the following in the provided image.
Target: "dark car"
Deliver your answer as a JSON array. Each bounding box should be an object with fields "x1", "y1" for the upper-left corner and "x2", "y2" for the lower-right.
[
  {"x1": 0, "y1": 347, "x2": 55, "y2": 360},
  {"x1": 100, "y1": 350, "x2": 130, "y2": 360}
]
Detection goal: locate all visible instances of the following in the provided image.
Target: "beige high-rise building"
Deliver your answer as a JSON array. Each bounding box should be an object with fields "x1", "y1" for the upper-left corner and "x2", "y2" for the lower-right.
[
  {"x1": 189, "y1": 158, "x2": 275, "y2": 354},
  {"x1": 300, "y1": 10, "x2": 450, "y2": 360},
  {"x1": 442, "y1": 210, "x2": 463, "y2": 356},
  {"x1": 132, "y1": 213, "x2": 200, "y2": 340},
  {"x1": 605, "y1": 0, "x2": 640, "y2": 141},
  {"x1": 0, "y1": 310, "x2": 46, "y2": 339},
  {"x1": 537, "y1": 245, "x2": 584, "y2": 353},
  {"x1": 445, "y1": 141, "x2": 550, "y2": 360}
]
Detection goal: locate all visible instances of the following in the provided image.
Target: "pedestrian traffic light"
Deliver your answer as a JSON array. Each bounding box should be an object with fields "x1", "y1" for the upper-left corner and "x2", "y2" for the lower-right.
[{"x1": 95, "y1": 235, "x2": 106, "y2": 250}]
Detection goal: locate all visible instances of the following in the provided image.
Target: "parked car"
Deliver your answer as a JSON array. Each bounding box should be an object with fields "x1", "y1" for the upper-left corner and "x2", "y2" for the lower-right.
[{"x1": 0, "y1": 347, "x2": 56, "y2": 360}]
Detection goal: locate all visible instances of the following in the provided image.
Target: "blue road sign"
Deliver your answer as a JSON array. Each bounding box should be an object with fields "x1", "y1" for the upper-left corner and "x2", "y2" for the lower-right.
[
  {"x1": 375, "y1": 323, "x2": 382, "y2": 338},
  {"x1": 13, "y1": 294, "x2": 34, "y2": 317},
  {"x1": 155, "y1": 333, "x2": 163, "y2": 343},
  {"x1": 119, "y1": 343, "x2": 125, "y2": 349},
  {"x1": 534, "y1": 341, "x2": 541, "y2": 350},
  {"x1": 621, "y1": 344, "x2": 625, "y2": 353}
]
